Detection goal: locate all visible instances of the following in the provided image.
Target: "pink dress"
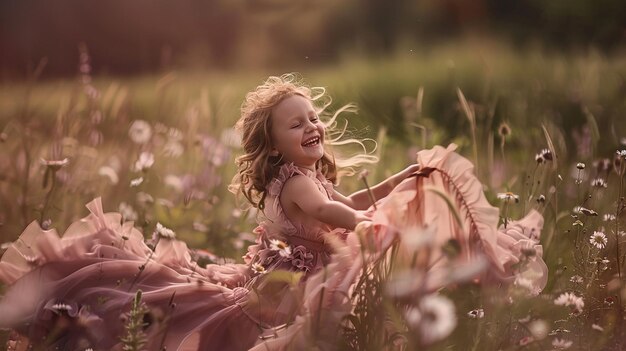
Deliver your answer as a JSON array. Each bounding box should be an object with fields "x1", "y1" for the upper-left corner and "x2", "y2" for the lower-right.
[{"x1": 0, "y1": 144, "x2": 547, "y2": 350}]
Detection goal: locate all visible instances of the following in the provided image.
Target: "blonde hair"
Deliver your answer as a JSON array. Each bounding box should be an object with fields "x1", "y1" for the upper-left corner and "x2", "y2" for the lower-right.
[{"x1": 230, "y1": 73, "x2": 377, "y2": 210}]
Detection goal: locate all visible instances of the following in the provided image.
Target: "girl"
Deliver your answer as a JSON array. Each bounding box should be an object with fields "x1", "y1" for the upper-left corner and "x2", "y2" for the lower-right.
[{"x1": 0, "y1": 74, "x2": 546, "y2": 351}]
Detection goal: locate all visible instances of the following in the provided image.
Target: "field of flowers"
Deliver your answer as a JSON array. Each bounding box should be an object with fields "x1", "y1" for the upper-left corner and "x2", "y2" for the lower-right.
[{"x1": 1, "y1": 43, "x2": 626, "y2": 349}]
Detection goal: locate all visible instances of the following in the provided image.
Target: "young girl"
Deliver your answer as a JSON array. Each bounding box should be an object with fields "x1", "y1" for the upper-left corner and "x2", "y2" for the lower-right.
[{"x1": 0, "y1": 74, "x2": 546, "y2": 350}]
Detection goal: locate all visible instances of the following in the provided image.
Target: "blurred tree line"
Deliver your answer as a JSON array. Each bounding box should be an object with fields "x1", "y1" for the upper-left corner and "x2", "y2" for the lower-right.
[{"x1": 1, "y1": 0, "x2": 625, "y2": 80}]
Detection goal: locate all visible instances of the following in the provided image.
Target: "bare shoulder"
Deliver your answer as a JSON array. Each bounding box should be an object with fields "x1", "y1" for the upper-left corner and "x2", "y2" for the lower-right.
[
  {"x1": 282, "y1": 174, "x2": 318, "y2": 196},
  {"x1": 281, "y1": 175, "x2": 326, "y2": 207}
]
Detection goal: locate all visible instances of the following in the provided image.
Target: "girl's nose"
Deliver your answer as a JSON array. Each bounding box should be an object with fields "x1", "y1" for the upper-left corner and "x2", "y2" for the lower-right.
[{"x1": 304, "y1": 120, "x2": 316, "y2": 131}]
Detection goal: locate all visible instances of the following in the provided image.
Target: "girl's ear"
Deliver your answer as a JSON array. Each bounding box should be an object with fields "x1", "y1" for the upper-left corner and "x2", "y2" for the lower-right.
[{"x1": 269, "y1": 148, "x2": 280, "y2": 157}]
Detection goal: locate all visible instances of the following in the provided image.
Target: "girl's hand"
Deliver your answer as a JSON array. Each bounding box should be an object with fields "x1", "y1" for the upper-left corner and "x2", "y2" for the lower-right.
[
  {"x1": 391, "y1": 163, "x2": 421, "y2": 188},
  {"x1": 398, "y1": 163, "x2": 421, "y2": 179}
]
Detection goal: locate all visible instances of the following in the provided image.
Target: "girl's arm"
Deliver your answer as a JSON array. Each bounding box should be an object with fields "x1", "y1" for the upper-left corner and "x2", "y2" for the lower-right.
[
  {"x1": 282, "y1": 175, "x2": 369, "y2": 230},
  {"x1": 334, "y1": 164, "x2": 420, "y2": 210}
]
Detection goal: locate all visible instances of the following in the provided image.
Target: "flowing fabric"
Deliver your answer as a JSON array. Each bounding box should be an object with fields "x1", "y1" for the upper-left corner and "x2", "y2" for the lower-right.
[{"x1": 0, "y1": 144, "x2": 547, "y2": 350}]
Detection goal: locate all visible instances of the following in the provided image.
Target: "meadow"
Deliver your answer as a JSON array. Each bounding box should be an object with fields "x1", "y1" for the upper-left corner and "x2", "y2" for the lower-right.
[{"x1": 1, "y1": 41, "x2": 626, "y2": 350}]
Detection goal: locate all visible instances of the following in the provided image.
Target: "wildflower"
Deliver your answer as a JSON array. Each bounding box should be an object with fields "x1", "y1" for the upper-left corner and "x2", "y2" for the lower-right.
[
  {"x1": 133, "y1": 152, "x2": 154, "y2": 172},
  {"x1": 573, "y1": 206, "x2": 597, "y2": 216},
  {"x1": 604, "y1": 296, "x2": 615, "y2": 306},
  {"x1": 536, "y1": 194, "x2": 546, "y2": 204},
  {"x1": 51, "y1": 303, "x2": 73, "y2": 312},
  {"x1": 591, "y1": 323, "x2": 604, "y2": 332},
  {"x1": 128, "y1": 120, "x2": 152, "y2": 144},
  {"x1": 529, "y1": 319, "x2": 549, "y2": 340},
  {"x1": 549, "y1": 328, "x2": 571, "y2": 336},
  {"x1": 569, "y1": 275, "x2": 583, "y2": 284},
  {"x1": 591, "y1": 178, "x2": 608, "y2": 188},
  {"x1": 552, "y1": 338, "x2": 573, "y2": 350},
  {"x1": 98, "y1": 166, "x2": 119, "y2": 184},
  {"x1": 155, "y1": 222, "x2": 176, "y2": 239},
  {"x1": 404, "y1": 306, "x2": 421, "y2": 327},
  {"x1": 603, "y1": 214, "x2": 616, "y2": 221},
  {"x1": 130, "y1": 177, "x2": 144, "y2": 187},
  {"x1": 554, "y1": 292, "x2": 584, "y2": 314},
  {"x1": 269, "y1": 239, "x2": 292, "y2": 258},
  {"x1": 467, "y1": 308, "x2": 484, "y2": 319},
  {"x1": 41, "y1": 158, "x2": 69, "y2": 171},
  {"x1": 497, "y1": 192, "x2": 520, "y2": 203},
  {"x1": 591, "y1": 257, "x2": 610, "y2": 271},
  {"x1": 164, "y1": 175, "x2": 184, "y2": 193},
  {"x1": 498, "y1": 122, "x2": 511, "y2": 138},
  {"x1": 136, "y1": 192, "x2": 154, "y2": 204},
  {"x1": 415, "y1": 294, "x2": 457, "y2": 345},
  {"x1": 163, "y1": 140, "x2": 184, "y2": 158},
  {"x1": 576, "y1": 163, "x2": 585, "y2": 170},
  {"x1": 589, "y1": 231, "x2": 607, "y2": 249},
  {"x1": 515, "y1": 277, "x2": 534, "y2": 292},
  {"x1": 535, "y1": 148, "x2": 553, "y2": 164},
  {"x1": 617, "y1": 150, "x2": 626, "y2": 158},
  {"x1": 119, "y1": 202, "x2": 138, "y2": 222},
  {"x1": 251, "y1": 263, "x2": 266, "y2": 275}
]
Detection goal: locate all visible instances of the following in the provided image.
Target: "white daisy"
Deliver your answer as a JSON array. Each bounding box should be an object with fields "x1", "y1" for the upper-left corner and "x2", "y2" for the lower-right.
[
  {"x1": 528, "y1": 319, "x2": 549, "y2": 340},
  {"x1": 269, "y1": 239, "x2": 292, "y2": 258},
  {"x1": 569, "y1": 275, "x2": 583, "y2": 284},
  {"x1": 251, "y1": 263, "x2": 266, "y2": 275},
  {"x1": 591, "y1": 178, "x2": 608, "y2": 188},
  {"x1": 554, "y1": 292, "x2": 584, "y2": 314},
  {"x1": 415, "y1": 294, "x2": 457, "y2": 345},
  {"x1": 118, "y1": 202, "x2": 138, "y2": 222},
  {"x1": 467, "y1": 308, "x2": 484, "y2": 319},
  {"x1": 51, "y1": 303, "x2": 72, "y2": 312},
  {"x1": 128, "y1": 120, "x2": 152, "y2": 144},
  {"x1": 497, "y1": 192, "x2": 520, "y2": 203},
  {"x1": 589, "y1": 231, "x2": 607, "y2": 249},
  {"x1": 133, "y1": 152, "x2": 155, "y2": 172},
  {"x1": 514, "y1": 277, "x2": 534, "y2": 292},
  {"x1": 552, "y1": 338, "x2": 573, "y2": 349},
  {"x1": 130, "y1": 177, "x2": 144, "y2": 187},
  {"x1": 155, "y1": 222, "x2": 176, "y2": 239},
  {"x1": 603, "y1": 214, "x2": 616, "y2": 222},
  {"x1": 592, "y1": 323, "x2": 604, "y2": 332},
  {"x1": 98, "y1": 166, "x2": 119, "y2": 184}
]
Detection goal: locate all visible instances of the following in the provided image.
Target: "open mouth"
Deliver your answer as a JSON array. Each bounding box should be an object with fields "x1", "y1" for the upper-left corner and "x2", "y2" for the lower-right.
[{"x1": 301, "y1": 136, "x2": 321, "y2": 147}]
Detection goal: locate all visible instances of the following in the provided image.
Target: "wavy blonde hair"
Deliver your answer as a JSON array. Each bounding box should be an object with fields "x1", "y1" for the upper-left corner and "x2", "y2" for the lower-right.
[{"x1": 230, "y1": 73, "x2": 377, "y2": 210}]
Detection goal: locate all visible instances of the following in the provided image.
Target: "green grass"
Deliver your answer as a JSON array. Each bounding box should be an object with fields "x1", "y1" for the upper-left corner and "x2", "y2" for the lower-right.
[{"x1": 1, "y1": 41, "x2": 626, "y2": 349}]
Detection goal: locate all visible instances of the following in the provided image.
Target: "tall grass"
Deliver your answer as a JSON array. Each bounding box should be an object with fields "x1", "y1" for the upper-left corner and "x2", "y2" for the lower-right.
[{"x1": 1, "y1": 42, "x2": 626, "y2": 349}]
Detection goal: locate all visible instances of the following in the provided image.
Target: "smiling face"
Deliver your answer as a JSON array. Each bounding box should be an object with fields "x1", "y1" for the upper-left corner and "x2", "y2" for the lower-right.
[{"x1": 270, "y1": 94, "x2": 325, "y2": 171}]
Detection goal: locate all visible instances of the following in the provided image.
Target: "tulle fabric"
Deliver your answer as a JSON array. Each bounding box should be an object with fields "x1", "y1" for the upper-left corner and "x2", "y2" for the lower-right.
[{"x1": 0, "y1": 144, "x2": 547, "y2": 350}]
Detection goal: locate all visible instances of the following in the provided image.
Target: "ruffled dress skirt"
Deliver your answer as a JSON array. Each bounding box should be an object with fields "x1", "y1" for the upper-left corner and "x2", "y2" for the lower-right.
[{"x1": 0, "y1": 144, "x2": 547, "y2": 350}]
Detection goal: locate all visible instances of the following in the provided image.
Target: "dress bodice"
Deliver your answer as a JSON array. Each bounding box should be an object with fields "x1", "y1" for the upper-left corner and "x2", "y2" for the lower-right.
[
  {"x1": 263, "y1": 162, "x2": 335, "y2": 242},
  {"x1": 243, "y1": 163, "x2": 345, "y2": 277}
]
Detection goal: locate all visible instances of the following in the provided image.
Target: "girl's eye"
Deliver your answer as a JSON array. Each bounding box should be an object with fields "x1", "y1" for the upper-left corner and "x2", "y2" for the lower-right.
[
  {"x1": 291, "y1": 123, "x2": 301, "y2": 129},
  {"x1": 310, "y1": 117, "x2": 319, "y2": 122}
]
